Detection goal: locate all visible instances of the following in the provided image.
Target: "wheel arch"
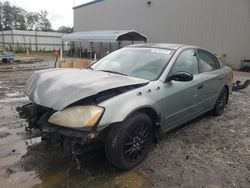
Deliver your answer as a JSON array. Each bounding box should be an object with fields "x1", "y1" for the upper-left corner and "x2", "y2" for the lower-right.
[
  {"x1": 223, "y1": 85, "x2": 230, "y2": 103},
  {"x1": 124, "y1": 106, "x2": 161, "y2": 128},
  {"x1": 99, "y1": 106, "x2": 160, "y2": 142},
  {"x1": 216, "y1": 84, "x2": 230, "y2": 104}
]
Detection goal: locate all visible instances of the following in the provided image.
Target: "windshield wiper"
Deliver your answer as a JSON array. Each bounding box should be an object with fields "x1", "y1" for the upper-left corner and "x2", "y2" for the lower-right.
[{"x1": 99, "y1": 70, "x2": 128, "y2": 76}]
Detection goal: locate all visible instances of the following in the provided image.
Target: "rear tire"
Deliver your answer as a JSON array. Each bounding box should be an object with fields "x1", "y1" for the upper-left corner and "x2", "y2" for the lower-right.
[
  {"x1": 105, "y1": 112, "x2": 153, "y2": 170},
  {"x1": 211, "y1": 87, "x2": 229, "y2": 116}
]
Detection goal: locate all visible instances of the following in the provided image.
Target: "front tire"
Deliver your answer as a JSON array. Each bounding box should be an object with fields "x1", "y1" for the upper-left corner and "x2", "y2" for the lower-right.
[
  {"x1": 211, "y1": 87, "x2": 229, "y2": 116},
  {"x1": 105, "y1": 112, "x2": 153, "y2": 170}
]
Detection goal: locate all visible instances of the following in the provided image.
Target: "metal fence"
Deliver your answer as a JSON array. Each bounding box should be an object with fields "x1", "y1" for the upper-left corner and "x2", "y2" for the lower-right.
[{"x1": 0, "y1": 30, "x2": 64, "y2": 52}]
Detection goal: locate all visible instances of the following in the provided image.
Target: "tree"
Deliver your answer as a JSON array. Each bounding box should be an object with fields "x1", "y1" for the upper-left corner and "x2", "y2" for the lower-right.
[
  {"x1": 0, "y1": 1, "x2": 26, "y2": 30},
  {"x1": 57, "y1": 26, "x2": 73, "y2": 33},
  {"x1": 0, "y1": 1, "x2": 53, "y2": 31},
  {"x1": 37, "y1": 10, "x2": 52, "y2": 31},
  {"x1": 12, "y1": 6, "x2": 27, "y2": 30},
  {"x1": 1, "y1": 1, "x2": 13, "y2": 30},
  {"x1": 25, "y1": 12, "x2": 40, "y2": 30},
  {"x1": 0, "y1": 2, "x2": 3, "y2": 31}
]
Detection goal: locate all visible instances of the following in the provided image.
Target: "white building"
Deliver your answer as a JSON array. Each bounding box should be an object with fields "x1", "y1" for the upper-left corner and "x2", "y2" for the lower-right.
[{"x1": 73, "y1": 0, "x2": 250, "y2": 69}]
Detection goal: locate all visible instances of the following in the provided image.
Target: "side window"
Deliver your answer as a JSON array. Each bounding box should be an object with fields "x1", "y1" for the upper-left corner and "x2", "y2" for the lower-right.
[
  {"x1": 171, "y1": 49, "x2": 199, "y2": 75},
  {"x1": 197, "y1": 50, "x2": 220, "y2": 72}
]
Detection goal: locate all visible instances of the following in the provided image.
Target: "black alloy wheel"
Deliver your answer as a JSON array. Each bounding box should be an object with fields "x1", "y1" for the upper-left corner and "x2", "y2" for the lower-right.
[
  {"x1": 124, "y1": 122, "x2": 150, "y2": 162},
  {"x1": 105, "y1": 112, "x2": 153, "y2": 170}
]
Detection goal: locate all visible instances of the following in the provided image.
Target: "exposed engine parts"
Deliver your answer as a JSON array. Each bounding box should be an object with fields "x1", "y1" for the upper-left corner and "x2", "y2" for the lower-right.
[{"x1": 16, "y1": 103, "x2": 102, "y2": 170}]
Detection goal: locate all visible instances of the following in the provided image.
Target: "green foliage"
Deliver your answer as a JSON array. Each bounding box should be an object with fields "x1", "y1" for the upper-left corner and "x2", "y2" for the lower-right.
[
  {"x1": 0, "y1": 0, "x2": 73, "y2": 37},
  {"x1": 25, "y1": 12, "x2": 40, "y2": 31},
  {"x1": 57, "y1": 26, "x2": 73, "y2": 33},
  {"x1": 0, "y1": 1, "x2": 53, "y2": 31},
  {"x1": 37, "y1": 10, "x2": 52, "y2": 31}
]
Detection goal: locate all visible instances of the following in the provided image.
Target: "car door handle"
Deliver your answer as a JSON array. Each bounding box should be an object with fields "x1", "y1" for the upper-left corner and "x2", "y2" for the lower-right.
[
  {"x1": 218, "y1": 76, "x2": 223, "y2": 80},
  {"x1": 197, "y1": 85, "x2": 204, "y2": 90}
]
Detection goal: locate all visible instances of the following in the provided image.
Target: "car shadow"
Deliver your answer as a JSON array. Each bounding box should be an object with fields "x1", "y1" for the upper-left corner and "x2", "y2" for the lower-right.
[{"x1": 155, "y1": 112, "x2": 210, "y2": 142}]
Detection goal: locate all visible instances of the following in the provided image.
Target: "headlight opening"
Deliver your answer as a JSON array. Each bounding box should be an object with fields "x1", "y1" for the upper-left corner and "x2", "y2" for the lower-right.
[{"x1": 48, "y1": 105, "x2": 104, "y2": 128}]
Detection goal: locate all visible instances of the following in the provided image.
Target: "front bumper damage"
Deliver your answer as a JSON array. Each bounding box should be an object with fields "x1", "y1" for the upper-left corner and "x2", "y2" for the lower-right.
[
  {"x1": 16, "y1": 103, "x2": 102, "y2": 170},
  {"x1": 17, "y1": 103, "x2": 52, "y2": 131},
  {"x1": 17, "y1": 103, "x2": 97, "y2": 139}
]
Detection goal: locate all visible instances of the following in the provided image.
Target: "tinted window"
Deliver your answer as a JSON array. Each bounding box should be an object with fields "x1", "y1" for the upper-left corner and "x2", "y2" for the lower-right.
[
  {"x1": 171, "y1": 49, "x2": 199, "y2": 75},
  {"x1": 197, "y1": 50, "x2": 220, "y2": 72}
]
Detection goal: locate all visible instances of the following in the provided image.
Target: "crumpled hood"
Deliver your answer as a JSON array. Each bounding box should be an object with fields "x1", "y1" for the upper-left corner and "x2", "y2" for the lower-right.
[{"x1": 25, "y1": 68, "x2": 148, "y2": 110}]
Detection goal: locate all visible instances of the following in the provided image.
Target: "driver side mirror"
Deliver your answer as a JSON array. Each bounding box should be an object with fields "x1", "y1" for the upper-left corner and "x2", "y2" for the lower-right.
[{"x1": 165, "y1": 71, "x2": 193, "y2": 82}]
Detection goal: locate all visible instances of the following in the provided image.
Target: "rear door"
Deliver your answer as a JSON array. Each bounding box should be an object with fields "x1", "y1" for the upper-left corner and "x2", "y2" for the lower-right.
[{"x1": 195, "y1": 49, "x2": 224, "y2": 110}]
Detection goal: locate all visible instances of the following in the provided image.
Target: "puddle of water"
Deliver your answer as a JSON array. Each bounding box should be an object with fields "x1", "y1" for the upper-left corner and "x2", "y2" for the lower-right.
[
  {"x1": 4, "y1": 92, "x2": 21, "y2": 98},
  {"x1": 0, "y1": 175, "x2": 40, "y2": 188},
  {"x1": 0, "y1": 119, "x2": 151, "y2": 188},
  {"x1": 0, "y1": 96, "x2": 29, "y2": 103},
  {"x1": 32, "y1": 156, "x2": 149, "y2": 188},
  {"x1": 0, "y1": 97, "x2": 151, "y2": 188},
  {"x1": 6, "y1": 171, "x2": 40, "y2": 186},
  {"x1": 0, "y1": 132, "x2": 42, "y2": 188}
]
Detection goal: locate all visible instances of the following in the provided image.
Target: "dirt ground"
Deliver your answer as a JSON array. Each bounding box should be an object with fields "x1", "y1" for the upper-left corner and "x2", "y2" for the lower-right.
[{"x1": 0, "y1": 57, "x2": 249, "y2": 188}]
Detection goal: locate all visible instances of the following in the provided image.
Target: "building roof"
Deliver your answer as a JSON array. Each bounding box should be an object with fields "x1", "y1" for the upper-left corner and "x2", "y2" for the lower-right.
[
  {"x1": 62, "y1": 30, "x2": 147, "y2": 43},
  {"x1": 73, "y1": 0, "x2": 104, "y2": 9}
]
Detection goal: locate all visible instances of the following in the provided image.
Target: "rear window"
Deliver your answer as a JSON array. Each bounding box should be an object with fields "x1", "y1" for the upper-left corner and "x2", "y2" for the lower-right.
[{"x1": 197, "y1": 50, "x2": 220, "y2": 72}]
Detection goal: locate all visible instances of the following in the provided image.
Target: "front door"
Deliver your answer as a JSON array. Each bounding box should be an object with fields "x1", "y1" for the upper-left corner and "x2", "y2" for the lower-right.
[{"x1": 158, "y1": 49, "x2": 204, "y2": 131}]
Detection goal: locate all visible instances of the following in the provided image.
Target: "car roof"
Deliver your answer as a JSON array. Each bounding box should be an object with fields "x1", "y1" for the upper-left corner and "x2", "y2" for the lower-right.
[
  {"x1": 129, "y1": 43, "x2": 191, "y2": 50},
  {"x1": 128, "y1": 43, "x2": 216, "y2": 56}
]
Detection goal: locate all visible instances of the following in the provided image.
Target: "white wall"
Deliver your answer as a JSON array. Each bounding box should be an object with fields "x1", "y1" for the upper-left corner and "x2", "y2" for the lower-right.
[
  {"x1": 74, "y1": 0, "x2": 250, "y2": 69},
  {"x1": 0, "y1": 30, "x2": 64, "y2": 51}
]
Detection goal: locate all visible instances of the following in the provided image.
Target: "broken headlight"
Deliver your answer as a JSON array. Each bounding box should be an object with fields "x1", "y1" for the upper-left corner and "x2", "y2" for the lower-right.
[{"x1": 48, "y1": 105, "x2": 104, "y2": 128}]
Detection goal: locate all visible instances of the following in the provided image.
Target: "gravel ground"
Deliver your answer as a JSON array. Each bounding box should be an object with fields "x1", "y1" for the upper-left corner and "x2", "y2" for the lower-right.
[{"x1": 0, "y1": 58, "x2": 249, "y2": 188}]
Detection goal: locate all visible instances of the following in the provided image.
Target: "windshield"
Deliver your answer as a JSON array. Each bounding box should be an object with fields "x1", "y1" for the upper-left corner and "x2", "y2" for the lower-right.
[{"x1": 91, "y1": 47, "x2": 174, "y2": 80}]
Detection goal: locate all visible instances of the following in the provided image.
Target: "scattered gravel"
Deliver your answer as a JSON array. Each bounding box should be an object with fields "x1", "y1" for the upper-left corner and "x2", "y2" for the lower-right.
[{"x1": 0, "y1": 58, "x2": 249, "y2": 188}]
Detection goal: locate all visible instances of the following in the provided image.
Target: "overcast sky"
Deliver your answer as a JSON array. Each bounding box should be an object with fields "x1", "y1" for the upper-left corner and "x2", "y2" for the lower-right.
[{"x1": 5, "y1": 0, "x2": 92, "y2": 29}]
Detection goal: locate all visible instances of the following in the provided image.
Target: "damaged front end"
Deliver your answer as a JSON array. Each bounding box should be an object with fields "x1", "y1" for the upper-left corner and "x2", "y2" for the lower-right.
[
  {"x1": 16, "y1": 103, "x2": 103, "y2": 144},
  {"x1": 17, "y1": 103, "x2": 105, "y2": 169},
  {"x1": 16, "y1": 82, "x2": 148, "y2": 169},
  {"x1": 17, "y1": 103, "x2": 52, "y2": 131},
  {"x1": 17, "y1": 67, "x2": 149, "y2": 169},
  {"x1": 17, "y1": 82, "x2": 145, "y2": 133}
]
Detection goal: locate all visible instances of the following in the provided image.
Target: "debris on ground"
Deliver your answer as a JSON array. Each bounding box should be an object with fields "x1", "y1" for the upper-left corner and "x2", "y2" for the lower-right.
[
  {"x1": 232, "y1": 80, "x2": 250, "y2": 91},
  {"x1": 4, "y1": 168, "x2": 16, "y2": 178}
]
